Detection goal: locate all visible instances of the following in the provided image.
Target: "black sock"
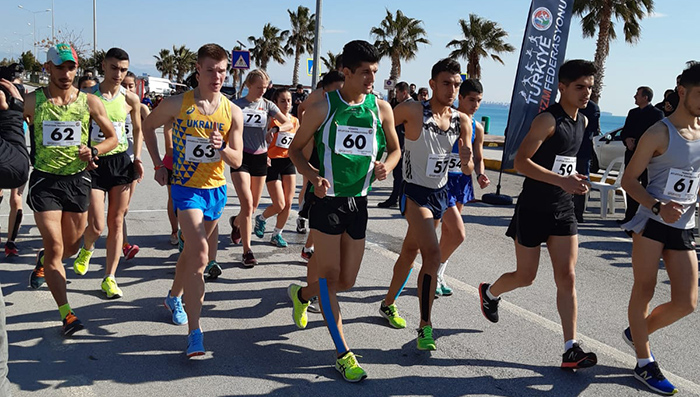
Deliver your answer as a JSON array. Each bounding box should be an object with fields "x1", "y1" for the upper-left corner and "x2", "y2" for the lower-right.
[
  {"x1": 421, "y1": 275, "x2": 432, "y2": 322},
  {"x1": 297, "y1": 288, "x2": 308, "y2": 304}
]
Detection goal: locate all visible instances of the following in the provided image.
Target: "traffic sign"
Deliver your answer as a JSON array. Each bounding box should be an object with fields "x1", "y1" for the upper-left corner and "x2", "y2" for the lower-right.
[
  {"x1": 461, "y1": 73, "x2": 467, "y2": 81},
  {"x1": 383, "y1": 79, "x2": 395, "y2": 90},
  {"x1": 232, "y1": 50, "x2": 250, "y2": 70},
  {"x1": 307, "y1": 58, "x2": 313, "y2": 76}
]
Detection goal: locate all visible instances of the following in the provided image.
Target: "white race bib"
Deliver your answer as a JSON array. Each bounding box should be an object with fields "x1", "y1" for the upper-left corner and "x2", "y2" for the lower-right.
[
  {"x1": 91, "y1": 121, "x2": 124, "y2": 143},
  {"x1": 125, "y1": 122, "x2": 133, "y2": 140},
  {"x1": 663, "y1": 168, "x2": 700, "y2": 204},
  {"x1": 447, "y1": 153, "x2": 462, "y2": 173},
  {"x1": 335, "y1": 125, "x2": 374, "y2": 156},
  {"x1": 275, "y1": 131, "x2": 294, "y2": 149},
  {"x1": 42, "y1": 120, "x2": 81, "y2": 147},
  {"x1": 243, "y1": 110, "x2": 267, "y2": 128},
  {"x1": 552, "y1": 155, "x2": 576, "y2": 176},
  {"x1": 185, "y1": 136, "x2": 220, "y2": 163},
  {"x1": 426, "y1": 153, "x2": 450, "y2": 178}
]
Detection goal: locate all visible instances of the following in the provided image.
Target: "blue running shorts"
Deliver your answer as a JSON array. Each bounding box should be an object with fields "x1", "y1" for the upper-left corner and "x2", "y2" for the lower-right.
[{"x1": 171, "y1": 184, "x2": 226, "y2": 221}]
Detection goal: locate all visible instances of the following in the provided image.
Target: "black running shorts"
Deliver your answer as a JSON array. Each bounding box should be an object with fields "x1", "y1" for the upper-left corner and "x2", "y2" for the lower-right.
[
  {"x1": 506, "y1": 204, "x2": 577, "y2": 248},
  {"x1": 231, "y1": 152, "x2": 268, "y2": 177},
  {"x1": 309, "y1": 195, "x2": 368, "y2": 240},
  {"x1": 266, "y1": 157, "x2": 296, "y2": 183},
  {"x1": 90, "y1": 151, "x2": 135, "y2": 191},
  {"x1": 28, "y1": 170, "x2": 91, "y2": 213},
  {"x1": 641, "y1": 219, "x2": 696, "y2": 251}
]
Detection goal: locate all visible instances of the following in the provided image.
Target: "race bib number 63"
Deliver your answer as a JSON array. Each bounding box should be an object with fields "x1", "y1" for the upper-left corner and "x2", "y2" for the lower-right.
[{"x1": 185, "y1": 136, "x2": 220, "y2": 163}]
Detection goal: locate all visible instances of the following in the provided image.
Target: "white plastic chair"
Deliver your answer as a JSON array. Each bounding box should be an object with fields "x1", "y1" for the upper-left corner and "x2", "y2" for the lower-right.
[{"x1": 588, "y1": 156, "x2": 627, "y2": 219}]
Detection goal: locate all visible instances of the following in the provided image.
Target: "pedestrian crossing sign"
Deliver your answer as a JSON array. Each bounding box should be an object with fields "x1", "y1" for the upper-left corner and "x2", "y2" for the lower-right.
[{"x1": 232, "y1": 50, "x2": 250, "y2": 70}]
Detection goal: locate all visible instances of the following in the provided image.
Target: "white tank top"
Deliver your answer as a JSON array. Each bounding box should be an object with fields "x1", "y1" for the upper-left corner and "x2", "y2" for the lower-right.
[{"x1": 403, "y1": 101, "x2": 461, "y2": 189}]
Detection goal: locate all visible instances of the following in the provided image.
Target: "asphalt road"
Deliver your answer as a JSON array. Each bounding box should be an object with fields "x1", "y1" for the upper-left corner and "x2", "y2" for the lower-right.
[{"x1": 0, "y1": 136, "x2": 698, "y2": 396}]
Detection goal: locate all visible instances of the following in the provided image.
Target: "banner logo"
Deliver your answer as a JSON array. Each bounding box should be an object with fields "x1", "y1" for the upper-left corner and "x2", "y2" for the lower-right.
[{"x1": 532, "y1": 7, "x2": 553, "y2": 31}]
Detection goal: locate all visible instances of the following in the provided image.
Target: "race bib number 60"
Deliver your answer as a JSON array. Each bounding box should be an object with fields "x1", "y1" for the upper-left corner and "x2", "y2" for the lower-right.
[
  {"x1": 42, "y1": 120, "x2": 81, "y2": 147},
  {"x1": 335, "y1": 125, "x2": 374, "y2": 156},
  {"x1": 552, "y1": 155, "x2": 576, "y2": 176},
  {"x1": 185, "y1": 136, "x2": 220, "y2": 163},
  {"x1": 663, "y1": 168, "x2": 700, "y2": 204}
]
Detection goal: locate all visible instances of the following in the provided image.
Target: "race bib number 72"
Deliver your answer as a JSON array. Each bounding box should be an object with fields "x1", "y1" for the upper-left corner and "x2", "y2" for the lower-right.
[{"x1": 42, "y1": 120, "x2": 81, "y2": 147}]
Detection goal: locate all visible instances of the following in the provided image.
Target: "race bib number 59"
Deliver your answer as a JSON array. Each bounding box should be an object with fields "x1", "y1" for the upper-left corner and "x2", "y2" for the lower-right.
[
  {"x1": 335, "y1": 125, "x2": 374, "y2": 156},
  {"x1": 185, "y1": 136, "x2": 220, "y2": 163},
  {"x1": 43, "y1": 120, "x2": 81, "y2": 147},
  {"x1": 663, "y1": 168, "x2": 700, "y2": 204},
  {"x1": 552, "y1": 155, "x2": 576, "y2": 176}
]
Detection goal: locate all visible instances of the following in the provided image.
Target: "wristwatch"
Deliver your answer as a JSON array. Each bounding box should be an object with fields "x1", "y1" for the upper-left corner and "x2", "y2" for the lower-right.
[
  {"x1": 651, "y1": 201, "x2": 661, "y2": 215},
  {"x1": 91, "y1": 147, "x2": 99, "y2": 158}
]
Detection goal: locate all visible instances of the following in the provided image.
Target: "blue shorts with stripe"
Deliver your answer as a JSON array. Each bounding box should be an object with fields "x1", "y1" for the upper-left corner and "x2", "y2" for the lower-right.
[{"x1": 171, "y1": 184, "x2": 226, "y2": 221}]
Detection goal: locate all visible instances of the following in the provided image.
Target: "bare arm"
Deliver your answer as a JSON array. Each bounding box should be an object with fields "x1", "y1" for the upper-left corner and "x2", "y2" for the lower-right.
[
  {"x1": 289, "y1": 100, "x2": 329, "y2": 196},
  {"x1": 142, "y1": 95, "x2": 181, "y2": 168},
  {"x1": 220, "y1": 102, "x2": 243, "y2": 169},
  {"x1": 472, "y1": 121, "x2": 490, "y2": 188},
  {"x1": 297, "y1": 88, "x2": 324, "y2": 125},
  {"x1": 271, "y1": 110, "x2": 293, "y2": 132},
  {"x1": 126, "y1": 91, "x2": 144, "y2": 181},
  {"x1": 376, "y1": 99, "x2": 401, "y2": 180},
  {"x1": 458, "y1": 112, "x2": 474, "y2": 176},
  {"x1": 621, "y1": 122, "x2": 683, "y2": 222},
  {"x1": 514, "y1": 112, "x2": 588, "y2": 195}
]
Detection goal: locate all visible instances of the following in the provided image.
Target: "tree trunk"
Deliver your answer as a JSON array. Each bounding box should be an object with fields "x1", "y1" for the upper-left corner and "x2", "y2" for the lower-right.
[
  {"x1": 292, "y1": 48, "x2": 301, "y2": 86},
  {"x1": 467, "y1": 51, "x2": 479, "y2": 79},
  {"x1": 591, "y1": 0, "x2": 613, "y2": 104}
]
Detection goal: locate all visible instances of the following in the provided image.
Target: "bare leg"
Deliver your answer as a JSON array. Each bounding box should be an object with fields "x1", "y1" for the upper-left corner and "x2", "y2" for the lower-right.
[
  {"x1": 104, "y1": 184, "x2": 131, "y2": 277},
  {"x1": 489, "y1": 238, "x2": 541, "y2": 297},
  {"x1": 547, "y1": 235, "x2": 579, "y2": 342}
]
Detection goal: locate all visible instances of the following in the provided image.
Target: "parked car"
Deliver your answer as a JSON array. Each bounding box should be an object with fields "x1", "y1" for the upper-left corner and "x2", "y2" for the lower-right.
[{"x1": 591, "y1": 127, "x2": 625, "y2": 173}]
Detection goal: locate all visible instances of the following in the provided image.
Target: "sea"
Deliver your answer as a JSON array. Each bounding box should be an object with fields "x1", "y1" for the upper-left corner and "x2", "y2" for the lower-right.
[{"x1": 474, "y1": 103, "x2": 626, "y2": 136}]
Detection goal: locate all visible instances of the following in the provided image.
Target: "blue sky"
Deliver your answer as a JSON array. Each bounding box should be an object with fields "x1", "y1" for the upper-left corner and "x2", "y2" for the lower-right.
[{"x1": 2, "y1": 0, "x2": 695, "y2": 116}]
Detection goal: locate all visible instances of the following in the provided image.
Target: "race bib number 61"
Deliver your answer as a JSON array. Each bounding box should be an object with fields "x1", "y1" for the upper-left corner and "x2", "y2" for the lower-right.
[
  {"x1": 42, "y1": 120, "x2": 81, "y2": 147},
  {"x1": 335, "y1": 125, "x2": 374, "y2": 156},
  {"x1": 663, "y1": 168, "x2": 700, "y2": 204},
  {"x1": 185, "y1": 136, "x2": 220, "y2": 163}
]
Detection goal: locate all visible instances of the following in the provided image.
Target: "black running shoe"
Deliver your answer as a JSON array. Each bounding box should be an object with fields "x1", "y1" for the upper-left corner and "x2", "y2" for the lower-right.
[
  {"x1": 242, "y1": 250, "x2": 257, "y2": 267},
  {"x1": 307, "y1": 295, "x2": 321, "y2": 313},
  {"x1": 478, "y1": 283, "x2": 500, "y2": 323},
  {"x1": 29, "y1": 249, "x2": 46, "y2": 289},
  {"x1": 561, "y1": 343, "x2": 597, "y2": 369},
  {"x1": 62, "y1": 312, "x2": 84, "y2": 337}
]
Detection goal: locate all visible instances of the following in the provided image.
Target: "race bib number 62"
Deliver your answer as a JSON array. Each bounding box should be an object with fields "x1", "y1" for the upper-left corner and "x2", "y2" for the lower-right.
[
  {"x1": 335, "y1": 125, "x2": 374, "y2": 156},
  {"x1": 185, "y1": 136, "x2": 220, "y2": 163},
  {"x1": 42, "y1": 120, "x2": 81, "y2": 147}
]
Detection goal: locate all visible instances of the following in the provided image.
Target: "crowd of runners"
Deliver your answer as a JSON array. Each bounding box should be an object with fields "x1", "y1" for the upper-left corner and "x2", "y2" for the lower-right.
[{"x1": 0, "y1": 39, "x2": 698, "y2": 396}]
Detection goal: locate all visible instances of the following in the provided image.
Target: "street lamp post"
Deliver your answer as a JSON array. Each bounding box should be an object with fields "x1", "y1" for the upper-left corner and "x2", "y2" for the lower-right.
[
  {"x1": 311, "y1": 0, "x2": 322, "y2": 89},
  {"x1": 17, "y1": 5, "x2": 51, "y2": 58}
]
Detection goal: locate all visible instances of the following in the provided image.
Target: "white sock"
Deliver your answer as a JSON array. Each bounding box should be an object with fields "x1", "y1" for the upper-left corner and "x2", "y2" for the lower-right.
[
  {"x1": 273, "y1": 228, "x2": 282, "y2": 236},
  {"x1": 565, "y1": 339, "x2": 577, "y2": 351},
  {"x1": 303, "y1": 246, "x2": 313, "y2": 254},
  {"x1": 257, "y1": 214, "x2": 267, "y2": 221},
  {"x1": 437, "y1": 260, "x2": 448, "y2": 279},
  {"x1": 485, "y1": 285, "x2": 498, "y2": 300},
  {"x1": 637, "y1": 357, "x2": 654, "y2": 367}
]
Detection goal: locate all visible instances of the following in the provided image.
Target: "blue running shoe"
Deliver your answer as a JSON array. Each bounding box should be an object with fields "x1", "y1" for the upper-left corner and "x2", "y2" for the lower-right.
[
  {"x1": 186, "y1": 328, "x2": 205, "y2": 357},
  {"x1": 254, "y1": 215, "x2": 266, "y2": 238},
  {"x1": 270, "y1": 233, "x2": 288, "y2": 247},
  {"x1": 164, "y1": 291, "x2": 188, "y2": 325},
  {"x1": 634, "y1": 362, "x2": 678, "y2": 395}
]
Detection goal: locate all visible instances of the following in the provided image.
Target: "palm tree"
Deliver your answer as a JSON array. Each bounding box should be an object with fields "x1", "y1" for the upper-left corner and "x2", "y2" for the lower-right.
[
  {"x1": 248, "y1": 23, "x2": 290, "y2": 71},
  {"x1": 573, "y1": 0, "x2": 655, "y2": 103},
  {"x1": 286, "y1": 6, "x2": 315, "y2": 86},
  {"x1": 172, "y1": 45, "x2": 197, "y2": 83},
  {"x1": 446, "y1": 14, "x2": 515, "y2": 80},
  {"x1": 370, "y1": 9, "x2": 429, "y2": 82},
  {"x1": 320, "y1": 51, "x2": 341, "y2": 73},
  {"x1": 154, "y1": 49, "x2": 175, "y2": 80}
]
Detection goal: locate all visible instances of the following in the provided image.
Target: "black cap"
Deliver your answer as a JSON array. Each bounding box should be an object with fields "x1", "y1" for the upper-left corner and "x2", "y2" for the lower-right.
[{"x1": 296, "y1": 84, "x2": 303, "y2": 89}]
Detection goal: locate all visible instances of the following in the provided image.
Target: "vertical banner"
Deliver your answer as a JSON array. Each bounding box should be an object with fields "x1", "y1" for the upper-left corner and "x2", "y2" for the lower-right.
[{"x1": 501, "y1": 0, "x2": 574, "y2": 170}]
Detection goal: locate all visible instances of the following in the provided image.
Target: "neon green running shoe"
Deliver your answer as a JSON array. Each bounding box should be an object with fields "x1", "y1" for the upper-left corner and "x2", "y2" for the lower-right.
[
  {"x1": 73, "y1": 247, "x2": 93, "y2": 276},
  {"x1": 417, "y1": 325, "x2": 437, "y2": 351},
  {"x1": 101, "y1": 276, "x2": 123, "y2": 299},
  {"x1": 379, "y1": 301, "x2": 406, "y2": 329},
  {"x1": 287, "y1": 284, "x2": 309, "y2": 329},
  {"x1": 335, "y1": 352, "x2": 367, "y2": 383}
]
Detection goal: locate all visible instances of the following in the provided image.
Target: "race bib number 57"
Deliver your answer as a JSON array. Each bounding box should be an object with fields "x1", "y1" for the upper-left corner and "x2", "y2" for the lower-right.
[
  {"x1": 43, "y1": 120, "x2": 81, "y2": 147},
  {"x1": 335, "y1": 125, "x2": 374, "y2": 156},
  {"x1": 426, "y1": 154, "x2": 449, "y2": 178},
  {"x1": 663, "y1": 168, "x2": 700, "y2": 204},
  {"x1": 185, "y1": 136, "x2": 220, "y2": 163}
]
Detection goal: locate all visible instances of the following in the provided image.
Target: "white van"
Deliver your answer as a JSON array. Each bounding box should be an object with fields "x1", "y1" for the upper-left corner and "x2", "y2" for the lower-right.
[{"x1": 139, "y1": 76, "x2": 174, "y2": 96}]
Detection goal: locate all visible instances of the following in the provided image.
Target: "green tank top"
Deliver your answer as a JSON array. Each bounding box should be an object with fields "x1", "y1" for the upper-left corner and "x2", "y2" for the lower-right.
[
  {"x1": 314, "y1": 90, "x2": 386, "y2": 197},
  {"x1": 33, "y1": 89, "x2": 90, "y2": 175},
  {"x1": 89, "y1": 85, "x2": 128, "y2": 155}
]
